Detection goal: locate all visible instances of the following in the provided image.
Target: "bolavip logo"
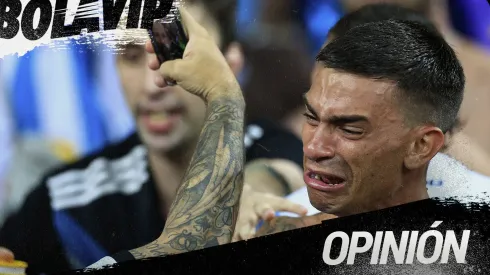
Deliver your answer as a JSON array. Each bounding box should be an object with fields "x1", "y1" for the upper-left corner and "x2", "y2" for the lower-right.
[
  {"x1": 0, "y1": 0, "x2": 173, "y2": 41},
  {"x1": 323, "y1": 221, "x2": 470, "y2": 265}
]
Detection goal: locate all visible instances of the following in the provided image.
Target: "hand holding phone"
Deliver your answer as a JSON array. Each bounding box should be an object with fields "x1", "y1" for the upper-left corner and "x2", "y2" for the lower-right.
[{"x1": 146, "y1": 6, "x2": 242, "y2": 102}]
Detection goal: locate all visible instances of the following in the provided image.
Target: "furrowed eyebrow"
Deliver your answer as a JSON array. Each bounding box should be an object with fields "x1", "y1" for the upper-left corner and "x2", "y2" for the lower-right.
[
  {"x1": 302, "y1": 93, "x2": 369, "y2": 124},
  {"x1": 327, "y1": 115, "x2": 368, "y2": 125},
  {"x1": 302, "y1": 93, "x2": 318, "y2": 117}
]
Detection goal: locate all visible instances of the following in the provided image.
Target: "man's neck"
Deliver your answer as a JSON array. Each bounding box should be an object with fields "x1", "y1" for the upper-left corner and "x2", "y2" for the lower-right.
[
  {"x1": 338, "y1": 173, "x2": 430, "y2": 218},
  {"x1": 381, "y1": 172, "x2": 430, "y2": 208},
  {"x1": 385, "y1": 179, "x2": 429, "y2": 207},
  {"x1": 148, "y1": 143, "x2": 196, "y2": 214}
]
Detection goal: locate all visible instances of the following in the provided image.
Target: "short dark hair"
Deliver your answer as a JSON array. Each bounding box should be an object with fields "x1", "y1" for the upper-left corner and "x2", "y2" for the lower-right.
[
  {"x1": 317, "y1": 19, "x2": 465, "y2": 133},
  {"x1": 191, "y1": 0, "x2": 237, "y2": 50},
  {"x1": 329, "y1": 4, "x2": 438, "y2": 40}
]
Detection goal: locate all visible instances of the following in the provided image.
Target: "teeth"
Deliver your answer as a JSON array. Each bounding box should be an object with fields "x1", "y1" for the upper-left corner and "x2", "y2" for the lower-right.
[
  {"x1": 311, "y1": 173, "x2": 342, "y2": 185},
  {"x1": 149, "y1": 113, "x2": 168, "y2": 122}
]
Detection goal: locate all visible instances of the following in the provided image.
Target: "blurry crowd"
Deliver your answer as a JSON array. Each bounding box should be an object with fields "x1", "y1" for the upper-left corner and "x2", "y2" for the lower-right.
[{"x1": 0, "y1": 0, "x2": 489, "y2": 272}]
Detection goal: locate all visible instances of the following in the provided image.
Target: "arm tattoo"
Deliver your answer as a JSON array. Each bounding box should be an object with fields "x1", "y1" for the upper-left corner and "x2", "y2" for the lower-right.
[{"x1": 130, "y1": 95, "x2": 246, "y2": 259}]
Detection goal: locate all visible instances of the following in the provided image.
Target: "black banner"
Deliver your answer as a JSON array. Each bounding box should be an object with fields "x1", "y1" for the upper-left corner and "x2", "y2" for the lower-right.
[{"x1": 46, "y1": 197, "x2": 490, "y2": 275}]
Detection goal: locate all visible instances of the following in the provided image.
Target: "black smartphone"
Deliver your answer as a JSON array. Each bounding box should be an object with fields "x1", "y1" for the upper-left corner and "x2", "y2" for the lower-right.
[{"x1": 148, "y1": 8, "x2": 188, "y2": 65}]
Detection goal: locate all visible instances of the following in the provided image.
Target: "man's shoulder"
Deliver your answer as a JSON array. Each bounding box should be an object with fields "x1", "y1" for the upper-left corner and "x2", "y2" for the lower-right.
[{"x1": 41, "y1": 132, "x2": 151, "y2": 211}]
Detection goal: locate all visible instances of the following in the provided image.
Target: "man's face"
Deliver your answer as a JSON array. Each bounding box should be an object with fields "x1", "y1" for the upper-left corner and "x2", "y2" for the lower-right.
[
  {"x1": 116, "y1": 5, "x2": 231, "y2": 154},
  {"x1": 302, "y1": 65, "x2": 412, "y2": 216},
  {"x1": 117, "y1": 43, "x2": 206, "y2": 154}
]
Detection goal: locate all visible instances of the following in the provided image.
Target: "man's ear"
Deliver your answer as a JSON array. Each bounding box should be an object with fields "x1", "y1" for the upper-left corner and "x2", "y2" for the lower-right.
[
  {"x1": 224, "y1": 42, "x2": 244, "y2": 77},
  {"x1": 404, "y1": 126, "x2": 445, "y2": 169}
]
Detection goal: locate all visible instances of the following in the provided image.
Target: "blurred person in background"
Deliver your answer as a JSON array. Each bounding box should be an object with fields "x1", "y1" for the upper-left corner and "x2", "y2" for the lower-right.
[
  {"x1": 240, "y1": 46, "x2": 312, "y2": 130},
  {"x1": 235, "y1": 0, "x2": 315, "y2": 134},
  {"x1": 0, "y1": 0, "x2": 310, "y2": 273}
]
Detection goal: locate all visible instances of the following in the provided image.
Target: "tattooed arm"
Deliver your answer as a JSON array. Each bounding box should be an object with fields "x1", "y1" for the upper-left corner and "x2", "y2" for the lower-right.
[
  {"x1": 87, "y1": 125, "x2": 245, "y2": 268},
  {"x1": 130, "y1": 95, "x2": 245, "y2": 259}
]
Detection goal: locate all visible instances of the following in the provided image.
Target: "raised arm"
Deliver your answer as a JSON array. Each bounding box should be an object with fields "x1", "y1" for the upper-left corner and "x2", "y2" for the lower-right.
[
  {"x1": 129, "y1": 7, "x2": 246, "y2": 259},
  {"x1": 131, "y1": 93, "x2": 245, "y2": 259}
]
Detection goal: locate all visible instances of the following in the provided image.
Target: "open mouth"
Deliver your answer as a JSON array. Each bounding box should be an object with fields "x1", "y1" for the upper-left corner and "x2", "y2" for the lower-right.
[
  {"x1": 141, "y1": 107, "x2": 184, "y2": 134},
  {"x1": 309, "y1": 172, "x2": 344, "y2": 185},
  {"x1": 304, "y1": 171, "x2": 346, "y2": 192},
  {"x1": 142, "y1": 105, "x2": 184, "y2": 116}
]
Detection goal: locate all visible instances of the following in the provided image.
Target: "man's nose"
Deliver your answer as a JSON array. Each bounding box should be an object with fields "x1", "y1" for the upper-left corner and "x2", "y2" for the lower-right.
[
  {"x1": 144, "y1": 65, "x2": 168, "y2": 97},
  {"x1": 303, "y1": 126, "x2": 336, "y2": 161}
]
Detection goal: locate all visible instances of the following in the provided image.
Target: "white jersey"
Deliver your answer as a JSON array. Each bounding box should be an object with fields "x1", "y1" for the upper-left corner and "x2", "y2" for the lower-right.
[{"x1": 281, "y1": 153, "x2": 490, "y2": 217}]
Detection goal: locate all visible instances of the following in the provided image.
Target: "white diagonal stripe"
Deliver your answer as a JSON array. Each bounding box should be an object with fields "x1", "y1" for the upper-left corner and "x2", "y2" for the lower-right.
[{"x1": 47, "y1": 145, "x2": 148, "y2": 211}]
